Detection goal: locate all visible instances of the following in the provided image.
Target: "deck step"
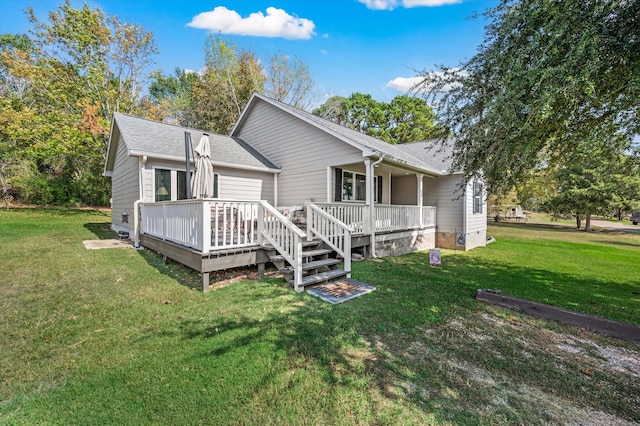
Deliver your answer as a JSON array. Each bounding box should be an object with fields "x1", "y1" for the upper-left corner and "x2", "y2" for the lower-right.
[
  {"x1": 287, "y1": 268, "x2": 348, "y2": 287},
  {"x1": 263, "y1": 240, "x2": 321, "y2": 250},
  {"x1": 270, "y1": 248, "x2": 333, "y2": 263},
  {"x1": 302, "y1": 258, "x2": 342, "y2": 271}
]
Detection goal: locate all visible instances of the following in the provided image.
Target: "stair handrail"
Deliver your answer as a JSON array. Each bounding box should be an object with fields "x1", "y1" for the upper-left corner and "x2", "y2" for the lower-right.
[
  {"x1": 306, "y1": 203, "x2": 352, "y2": 278},
  {"x1": 259, "y1": 201, "x2": 306, "y2": 291}
]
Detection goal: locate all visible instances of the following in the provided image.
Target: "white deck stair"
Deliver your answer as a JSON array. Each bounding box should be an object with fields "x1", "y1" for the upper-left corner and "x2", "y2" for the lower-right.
[{"x1": 266, "y1": 239, "x2": 349, "y2": 289}]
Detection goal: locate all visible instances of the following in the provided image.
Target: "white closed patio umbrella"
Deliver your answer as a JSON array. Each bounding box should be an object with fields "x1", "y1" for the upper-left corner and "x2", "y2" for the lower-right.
[{"x1": 191, "y1": 134, "x2": 215, "y2": 198}]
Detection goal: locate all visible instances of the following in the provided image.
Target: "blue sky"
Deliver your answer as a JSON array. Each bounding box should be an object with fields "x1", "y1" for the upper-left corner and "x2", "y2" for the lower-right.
[{"x1": 0, "y1": 0, "x2": 498, "y2": 106}]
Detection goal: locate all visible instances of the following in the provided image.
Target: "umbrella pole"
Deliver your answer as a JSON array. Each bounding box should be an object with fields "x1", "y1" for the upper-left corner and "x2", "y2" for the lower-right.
[{"x1": 185, "y1": 131, "x2": 192, "y2": 199}]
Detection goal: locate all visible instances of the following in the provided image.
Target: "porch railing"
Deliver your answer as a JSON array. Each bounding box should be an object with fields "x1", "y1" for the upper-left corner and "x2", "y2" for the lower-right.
[
  {"x1": 313, "y1": 203, "x2": 436, "y2": 234},
  {"x1": 312, "y1": 203, "x2": 367, "y2": 234},
  {"x1": 307, "y1": 204, "x2": 351, "y2": 278}
]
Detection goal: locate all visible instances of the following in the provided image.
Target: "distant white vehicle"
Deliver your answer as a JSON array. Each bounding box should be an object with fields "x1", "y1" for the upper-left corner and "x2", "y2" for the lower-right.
[{"x1": 632, "y1": 212, "x2": 640, "y2": 225}]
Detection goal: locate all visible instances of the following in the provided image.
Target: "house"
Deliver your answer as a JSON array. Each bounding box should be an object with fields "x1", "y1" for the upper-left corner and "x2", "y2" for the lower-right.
[{"x1": 104, "y1": 93, "x2": 487, "y2": 292}]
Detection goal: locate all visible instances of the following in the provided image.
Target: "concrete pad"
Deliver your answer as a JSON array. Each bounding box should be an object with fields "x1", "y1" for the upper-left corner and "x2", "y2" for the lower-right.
[{"x1": 83, "y1": 239, "x2": 133, "y2": 250}]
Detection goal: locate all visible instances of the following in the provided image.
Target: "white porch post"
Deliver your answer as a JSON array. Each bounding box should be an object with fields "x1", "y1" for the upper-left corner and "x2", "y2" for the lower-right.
[
  {"x1": 417, "y1": 173, "x2": 423, "y2": 227},
  {"x1": 365, "y1": 158, "x2": 373, "y2": 235}
]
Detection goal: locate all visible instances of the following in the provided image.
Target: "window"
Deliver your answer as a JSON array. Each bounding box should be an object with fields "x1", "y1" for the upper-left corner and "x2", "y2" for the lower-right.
[
  {"x1": 155, "y1": 168, "x2": 216, "y2": 201},
  {"x1": 334, "y1": 168, "x2": 382, "y2": 203},
  {"x1": 155, "y1": 169, "x2": 171, "y2": 202},
  {"x1": 473, "y1": 180, "x2": 483, "y2": 214}
]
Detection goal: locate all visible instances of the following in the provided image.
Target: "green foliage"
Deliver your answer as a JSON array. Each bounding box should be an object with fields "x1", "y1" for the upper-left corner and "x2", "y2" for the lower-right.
[
  {"x1": 419, "y1": 0, "x2": 640, "y2": 193},
  {"x1": 0, "y1": 0, "x2": 157, "y2": 206},
  {"x1": 313, "y1": 93, "x2": 443, "y2": 144},
  {"x1": 545, "y1": 140, "x2": 639, "y2": 230},
  {"x1": 188, "y1": 35, "x2": 264, "y2": 133}
]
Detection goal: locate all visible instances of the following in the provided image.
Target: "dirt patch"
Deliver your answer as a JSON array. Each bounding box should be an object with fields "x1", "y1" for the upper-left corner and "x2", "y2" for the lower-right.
[{"x1": 401, "y1": 310, "x2": 640, "y2": 424}]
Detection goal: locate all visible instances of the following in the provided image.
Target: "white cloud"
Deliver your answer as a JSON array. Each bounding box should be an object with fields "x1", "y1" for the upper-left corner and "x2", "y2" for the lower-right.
[
  {"x1": 358, "y1": 0, "x2": 461, "y2": 10},
  {"x1": 386, "y1": 69, "x2": 467, "y2": 93},
  {"x1": 385, "y1": 76, "x2": 424, "y2": 92},
  {"x1": 187, "y1": 6, "x2": 316, "y2": 40}
]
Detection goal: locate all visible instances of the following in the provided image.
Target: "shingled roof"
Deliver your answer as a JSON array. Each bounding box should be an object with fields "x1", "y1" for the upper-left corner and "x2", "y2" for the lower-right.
[
  {"x1": 234, "y1": 93, "x2": 458, "y2": 176},
  {"x1": 104, "y1": 113, "x2": 279, "y2": 176}
]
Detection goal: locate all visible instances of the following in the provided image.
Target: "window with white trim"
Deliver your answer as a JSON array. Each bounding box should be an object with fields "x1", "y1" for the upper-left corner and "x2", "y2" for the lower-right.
[
  {"x1": 154, "y1": 169, "x2": 219, "y2": 201},
  {"x1": 334, "y1": 168, "x2": 382, "y2": 203},
  {"x1": 472, "y1": 180, "x2": 483, "y2": 214}
]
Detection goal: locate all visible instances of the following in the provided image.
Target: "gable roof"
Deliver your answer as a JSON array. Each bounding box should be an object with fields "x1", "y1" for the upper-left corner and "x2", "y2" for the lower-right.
[
  {"x1": 104, "y1": 113, "x2": 279, "y2": 176},
  {"x1": 395, "y1": 139, "x2": 458, "y2": 174},
  {"x1": 232, "y1": 93, "x2": 458, "y2": 176}
]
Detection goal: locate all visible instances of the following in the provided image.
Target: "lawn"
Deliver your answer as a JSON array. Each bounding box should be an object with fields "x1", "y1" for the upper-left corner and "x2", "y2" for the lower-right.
[{"x1": 1, "y1": 208, "x2": 639, "y2": 425}]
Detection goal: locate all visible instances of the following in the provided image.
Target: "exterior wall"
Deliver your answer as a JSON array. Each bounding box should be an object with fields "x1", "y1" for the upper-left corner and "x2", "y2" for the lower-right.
[
  {"x1": 111, "y1": 136, "x2": 140, "y2": 235},
  {"x1": 463, "y1": 180, "x2": 487, "y2": 250},
  {"x1": 423, "y1": 175, "x2": 464, "y2": 250},
  {"x1": 375, "y1": 228, "x2": 436, "y2": 257},
  {"x1": 422, "y1": 176, "x2": 487, "y2": 251},
  {"x1": 234, "y1": 100, "x2": 364, "y2": 205},
  {"x1": 216, "y1": 166, "x2": 274, "y2": 203},
  {"x1": 141, "y1": 159, "x2": 274, "y2": 204},
  {"x1": 391, "y1": 175, "x2": 417, "y2": 205}
]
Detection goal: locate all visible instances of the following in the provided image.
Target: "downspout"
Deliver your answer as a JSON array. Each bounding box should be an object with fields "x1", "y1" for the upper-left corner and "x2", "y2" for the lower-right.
[
  {"x1": 369, "y1": 154, "x2": 385, "y2": 258},
  {"x1": 134, "y1": 155, "x2": 147, "y2": 248},
  {"x1": 273, "y1": 172, "x2": 278, "y2": 207}
]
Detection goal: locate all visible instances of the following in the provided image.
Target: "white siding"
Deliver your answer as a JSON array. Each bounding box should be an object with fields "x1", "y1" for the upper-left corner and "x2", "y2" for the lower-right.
[
  {"x1": 464, "y1": 180, "x2": 487, "y2": 250},
  {"x1": 425, "y1": 175, "x2": 464, "y2": 233},
  {"x1": 216, "y1": 166, "x2": 274, "y2": 203},
  {"x1": 111, "y1": 136, "x2": 140, "y2": 234},
  {"x1": 142, "y1": 159, "x2": 274, "y2": 203},
  {"x1": 234, "y1": 101, "x2": 364, "y2": 206}
]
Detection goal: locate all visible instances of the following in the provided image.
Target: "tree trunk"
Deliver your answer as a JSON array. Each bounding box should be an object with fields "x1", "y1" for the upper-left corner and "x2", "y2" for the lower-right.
[
  {"x1": 584, "y1": 213, "x2": 592, "y2": 232},
  {"x1": 576, "y1": 214, "x2": 582, "y2": 230}
]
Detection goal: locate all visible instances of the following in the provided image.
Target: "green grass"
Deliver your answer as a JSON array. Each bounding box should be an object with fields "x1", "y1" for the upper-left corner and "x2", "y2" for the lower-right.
[{"x1": 1, "y1": 208, "x2": 639, "y2": 425}]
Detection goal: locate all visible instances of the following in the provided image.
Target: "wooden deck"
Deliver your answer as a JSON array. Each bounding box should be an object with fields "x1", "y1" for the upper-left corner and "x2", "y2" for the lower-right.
[{"x1": 140, "y1": 234, "x2": 270, "y2": 292}]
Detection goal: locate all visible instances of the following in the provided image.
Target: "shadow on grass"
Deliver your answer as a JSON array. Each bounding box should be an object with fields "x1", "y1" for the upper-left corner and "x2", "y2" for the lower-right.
[
  {"x1": 83, "y1": 222, "x2": 119, "y2": 239},
  {"x1": 152, "y1": 250, "x2": 640, "y2": 423}
]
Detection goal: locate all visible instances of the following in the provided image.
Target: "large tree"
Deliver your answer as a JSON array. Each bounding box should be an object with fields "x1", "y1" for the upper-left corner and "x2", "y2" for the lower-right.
[
  {"x1": 0, "y1": 0, "x2": 157, "y2": 205},
  {"x1": 313, "y1": 93, "x2": 443, "y2": 144},
  {"x1": 187, "y1": 35, "x2": 264, "y2": 134},
  {"x1": 264, "y1": 52, "x2": 315, "y2": 110},
  {"x1": 418, "y1": 0, "x2": 640, "y2": 193},
  {"x1": 545, "y1": 139, "x2": 638, "y2": 231}
]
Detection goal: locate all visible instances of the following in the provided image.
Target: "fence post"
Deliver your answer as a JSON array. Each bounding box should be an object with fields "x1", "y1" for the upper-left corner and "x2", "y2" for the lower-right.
[{"x1": 257, "y1": 203, "x2": 264, "y2": 246}]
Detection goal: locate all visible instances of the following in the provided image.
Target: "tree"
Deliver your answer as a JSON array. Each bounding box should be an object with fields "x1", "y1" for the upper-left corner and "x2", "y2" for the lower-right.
[
  {"x1": 0, "y1": 0, "x2": 157, "y2": 205},
  {"x1": 264, "y1": 52, "x2": 315, "y2": 110},
  {"x1": 149, "y1": 68, "x2": 201, "y2": 126},
  {"x1": 545, "y1": 140, "x2": 636, "y2": 231},
  {"x1": 313, "y1": 93, "x2": 443, "y2": 144},
  {"x1": 188, "y1": 35, "x2": 264, "y2": 134},
  {"x1": 417, "y1": 0, "x2": 640, "y2": 193}
]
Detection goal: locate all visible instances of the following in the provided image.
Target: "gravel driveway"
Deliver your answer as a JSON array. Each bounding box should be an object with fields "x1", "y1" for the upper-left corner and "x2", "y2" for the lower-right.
[{"x1": 591, "y1": 219, "x2": 640, "y2": 234}]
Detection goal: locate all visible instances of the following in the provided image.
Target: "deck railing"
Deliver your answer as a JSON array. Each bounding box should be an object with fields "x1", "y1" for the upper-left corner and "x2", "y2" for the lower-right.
[
  {"x1": 307, "y1": 204, "x2": 351, "y2": 278},
  {"x1": 139, "y1": 199, "x2": 306, "y2": 291},
  {"x1": 258, "y1": 202, "x2": 306, "y2": 291},
  {"x1": 140, "y1": 199, "x2": 262, "y2": 253}
]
